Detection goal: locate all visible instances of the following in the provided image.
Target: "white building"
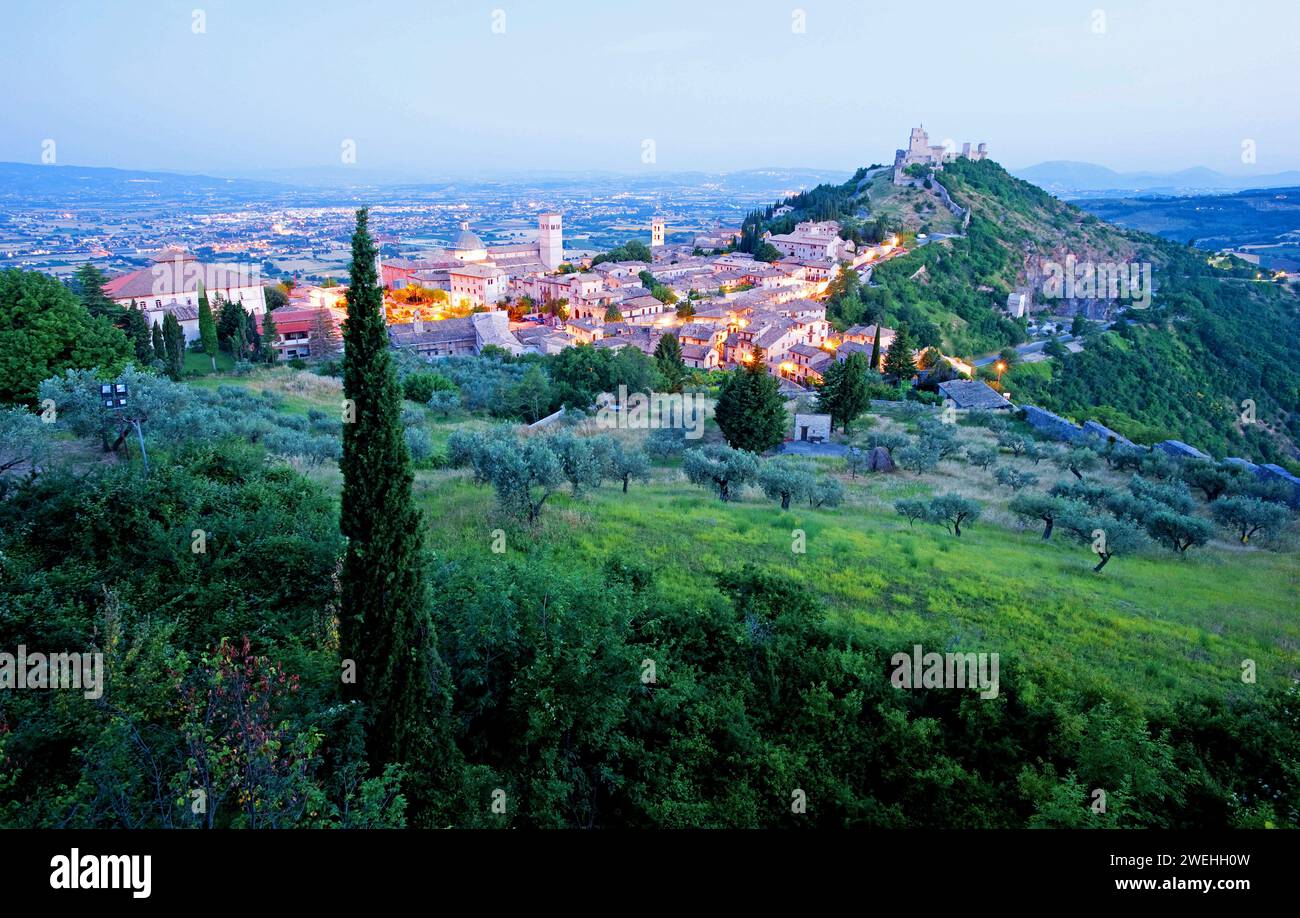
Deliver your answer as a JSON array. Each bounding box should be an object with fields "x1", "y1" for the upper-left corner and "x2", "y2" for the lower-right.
[
  {"x1": 104, "y1": 248, "x2": 268, "y2": 342},
  {"x1": 765, "y1": 221, "x2": 855, "y2": 261},
  {"x1": 449, "y1": 263, "x2": 508, "y2": 308}
]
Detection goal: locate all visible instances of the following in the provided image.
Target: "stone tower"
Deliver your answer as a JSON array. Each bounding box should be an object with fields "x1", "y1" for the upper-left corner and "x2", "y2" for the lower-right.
[
  {"x1": 538, "y1": 212, "x2": 563, "y2": 269},
  {"x1": 651, "y1": 216, "x2": 665, "y2": 247}
]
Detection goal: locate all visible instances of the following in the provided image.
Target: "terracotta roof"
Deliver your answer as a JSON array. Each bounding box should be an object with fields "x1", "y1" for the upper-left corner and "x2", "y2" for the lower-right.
[
  {"x1": 389, "y1": 317, "x2": 477, "y2": 346},
  {"x1": 937, "y1": 379, "x2": 1011, "y2": 410},
  {"x1": 106, "y1": 261, "x2": 264, "y2": 299}
]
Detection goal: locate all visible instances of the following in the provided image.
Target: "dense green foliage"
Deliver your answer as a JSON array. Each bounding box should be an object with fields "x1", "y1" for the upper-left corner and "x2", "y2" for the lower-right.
[
  {"x1": 1008, "y1": 271, "x2": 1300, "y2": 462},
  {"x1": 591, "y1": 239, "x2": 652, "y2": 266},
  {"x1": 0, "y1": 443, "x2": 411, "y2": 828},
  {"x1": 816, "y1": 352, "x2": 870, "y2": 433},
  {"x1": 3, "y1": 367, "x2": 1298, "y2": 827},
  {"x1": 714, "y1": 355, "x2": 787, "y2": 452},
  {"x1": 0, "y1": 269, "x2": 132, "y2": 404}
]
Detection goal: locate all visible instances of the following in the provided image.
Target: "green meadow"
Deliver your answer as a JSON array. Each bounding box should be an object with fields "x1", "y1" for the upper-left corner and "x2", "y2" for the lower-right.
[
  {"x1": 413, "y1": 462, "x2": 1298, "y2": 714},
  {"x1": 192, "y1": 367, "x2": 1300, "y2": 715}
]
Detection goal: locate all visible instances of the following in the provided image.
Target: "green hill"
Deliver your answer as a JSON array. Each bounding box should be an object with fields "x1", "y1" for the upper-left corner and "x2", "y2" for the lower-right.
[{"x1": 740, "y1": 158, "x2": 1300, "y2": 465}]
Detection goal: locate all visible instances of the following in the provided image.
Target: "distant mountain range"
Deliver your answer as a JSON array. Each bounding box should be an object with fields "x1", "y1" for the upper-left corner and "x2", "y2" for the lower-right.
[
  {"x1": 1012, "y1": 161, "x2": 1300, "y2": 198},
  {"x1": 0, "y1": 162, "x2": 291, "y2": 204},
  {"x1": 1076, "y1": 185, "x2": 1300, "y2": 252},
  {"x1": 0, "y1": 161, "x2": 852, "y2": 205},
  {"x1": 224, "y1": 164, "x2": 852, "y2": 191}
]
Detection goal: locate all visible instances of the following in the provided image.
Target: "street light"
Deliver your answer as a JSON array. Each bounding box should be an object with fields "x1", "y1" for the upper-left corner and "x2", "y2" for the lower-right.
[
  {"x1": 100, "y1": 382, "x2": 128, "y2": 409},
  {"x1": 98, "y1": 380, "x2": 149, "y2": 475},
  {"x1": 995, "y1": 361, "x2": 1007, "y2": 385}
]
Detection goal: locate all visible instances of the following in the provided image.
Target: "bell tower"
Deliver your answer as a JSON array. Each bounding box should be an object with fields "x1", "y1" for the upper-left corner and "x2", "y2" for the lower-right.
[{"x1": 538, "y1": 212, "x2": 563, "y2": 269}]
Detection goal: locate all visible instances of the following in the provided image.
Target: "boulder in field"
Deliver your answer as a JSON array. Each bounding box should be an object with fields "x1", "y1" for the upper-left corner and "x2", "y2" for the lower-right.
[{"x1": 867, "y1": 446, "x2": 897, "y2": 472}]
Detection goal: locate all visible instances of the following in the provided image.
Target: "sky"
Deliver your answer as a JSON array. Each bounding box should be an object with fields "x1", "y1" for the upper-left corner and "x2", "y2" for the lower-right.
[{"x1": 3, "y1": 0, "x2": 1299, "y2": 177}]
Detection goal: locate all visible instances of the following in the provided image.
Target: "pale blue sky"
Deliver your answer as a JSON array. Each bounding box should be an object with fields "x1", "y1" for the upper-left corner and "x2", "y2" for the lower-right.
[{"x1": 3, "y1": 0, "x2": 1297, "y2": 176}]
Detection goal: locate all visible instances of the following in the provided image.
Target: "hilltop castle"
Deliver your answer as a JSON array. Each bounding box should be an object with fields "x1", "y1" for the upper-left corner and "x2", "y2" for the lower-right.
[{"x1": 893, "y1": 126, "x2": 987, "y2": 184}]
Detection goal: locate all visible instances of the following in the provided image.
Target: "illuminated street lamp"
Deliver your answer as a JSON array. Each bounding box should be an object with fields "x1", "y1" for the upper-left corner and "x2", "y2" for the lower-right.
[{"x1": 995, "y1": 361, "x2": 1007, "y2": 384}]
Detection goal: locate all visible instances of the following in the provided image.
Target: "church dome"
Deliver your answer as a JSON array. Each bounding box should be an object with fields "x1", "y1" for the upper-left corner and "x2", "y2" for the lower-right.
[{"x1": 453, "y1": 222, "x2": 484, "y2": 251}]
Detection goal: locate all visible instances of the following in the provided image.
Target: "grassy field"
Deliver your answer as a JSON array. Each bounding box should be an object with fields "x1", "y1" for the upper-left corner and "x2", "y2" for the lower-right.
[
  {"x1": 412, "y1": 467, "x2": 1298, "y2": 714},
  {"x1": 183, "y1": 349, "x2": 236, "y2": 375},
  {"x1": 860, "y1": 170, "x2": 962, "y2": 234},
  {"x1": 187, "y1": 368, "x2": 1300, "y2": 714},
  {"x1": 186, "y1": 363, "x2": 344, "y2": 415}
]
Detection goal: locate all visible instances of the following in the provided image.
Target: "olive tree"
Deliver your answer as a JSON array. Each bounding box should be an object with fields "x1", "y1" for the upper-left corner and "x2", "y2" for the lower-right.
[
  {"x1": 683, "y1": 443, "x2": 759, "y2": 502},
  {"x1": 1008, "y1": 494, "x2": 1074, "y2": 540},
  {"x1": 1058, "y1": 510, "x2": 1150, "y2": 572},
  {"x1": 549, "y1": 431, "x2": 605, "y2": 496},
  {"x1": 809, "y1": 476, "x2": 844, "y2": 509},
  {"x1": 926, "y1": 493, "x2": 981, "y2": 537},
  {"x1": 0, "y1": 406, "x2": 51, "y2": 494},
  {"x1": 896, "y1": 441, "x2": 940, "y2": 474},
  {"x1": 1146, "y1": 510, "x2": 1215, "y2": 555},
  {"x1": 894, "y1": 498, "x2": 929, "y2": 526},
  {"x1": 599, "y1": 439, "x2": 651, "y2": 493},
  {"x1": 487, "y1": 436, "x2": 565, "y2": 523},
  {"x1": 758, "y1": 457, "x2": 816, "y2": 510},
  {"x1": 994, "y1": 467, "x2": 1039, "y2": 492},
  {"x1": 965, "y1": 445, "x2": 998, "y2": 469},
  {"x1": 1052, "y1": 445, "x2": 1099, "y2": 481},
  {"x1": 1211, "y1": 496, "x2": 1288, "y2": 545}
]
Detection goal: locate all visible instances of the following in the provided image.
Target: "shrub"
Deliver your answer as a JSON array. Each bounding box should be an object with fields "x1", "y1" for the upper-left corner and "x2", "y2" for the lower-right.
[
  {"x1": 646, "y1": 427, "x2": 688, "y2": 458},
  {"x1": 894, "y1": 498, "x2": 929, "y2": 526},
  {"x1": 896, "y1": 441, "x2": 940, "y2": 474},
  {"x1": 966, "y1": 445, "x2": 998, "y2": 469},
  {"x1": 994, "y1": 467, "x2": 1039, "y2": 491},
  {"x1": 404, "y1": 426, "x2": 435, "y2": 464},
  {"x1": 402, "y1": 371, "x2": 454, "y2": 405}
]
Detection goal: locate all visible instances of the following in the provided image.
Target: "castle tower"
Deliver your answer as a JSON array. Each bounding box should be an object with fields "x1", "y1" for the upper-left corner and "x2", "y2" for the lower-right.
[
  {"x1": 908, "y1": 126, "x2": 930, "y2": 157},
  {"x1": 538, "y1": 212, "x2": 563, "y2": 269},
  {"x1": 650, "y1": 216, "x2": 665, "y2": 248}
]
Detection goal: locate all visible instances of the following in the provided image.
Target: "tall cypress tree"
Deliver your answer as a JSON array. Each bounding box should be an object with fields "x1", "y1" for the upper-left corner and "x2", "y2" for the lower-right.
[
  {"x1": 816, "y1": 358, "x2": 844, "y2": 430},
  {"x1": 339, "y1": 208, "x2": 452, "y2": 822},
  {"x1": 259, "y1": 306, "x2": 278, "y2": 363},
  {"x1": 73, "y1": 263, "x2": 124, "y2": 324},
  {"x1": 197, "y1": 283, "x2": 219, "y2": 371},
  {"x1": 151, "y1": 319, "x2": 166, "y2": 363},
  {"x1": 245, "y1": 311, "x2": 262, "y2": 360},
  {"x1": 124, "y1": 300, "x2": 153, "y2": 364},
  {"x1": 162, "y1": 312, "x2": 185, "y2": 380},
  {"x1": 653, "y1": 332, "x2": 685, "y2": 391}
]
